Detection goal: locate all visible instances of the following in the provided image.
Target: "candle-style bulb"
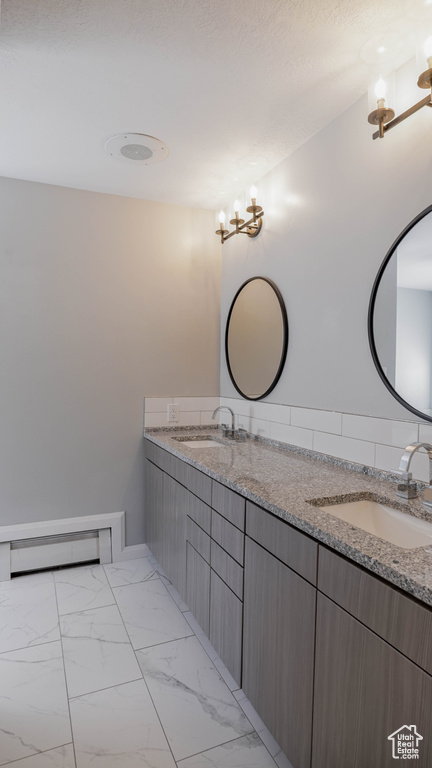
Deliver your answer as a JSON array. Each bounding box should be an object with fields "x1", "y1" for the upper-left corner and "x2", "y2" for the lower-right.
[
  {"x1": 219, "y1": 210, "x2": 225, "y2": 227},
  {"x1": 250, "y1": 185, "x2": 257, "y2": 201},
  {"x1": 375, "y1": 77, "x2": 387, "y2": 108},
  {"x1": 233, "y1": 199, "x2": 240, "y2": 215}
]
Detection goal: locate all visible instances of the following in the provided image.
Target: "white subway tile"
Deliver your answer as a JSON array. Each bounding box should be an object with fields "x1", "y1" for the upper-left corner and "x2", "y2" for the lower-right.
[
  {"x1": 250, "y1": 417, "x2": 271, "y2": 438},
  {"x1": 176, "y1": 397, "x2": 220, "y2": 412},
  {"x1": 375, "y1": 443, "x2": 430, "y2": 483},
  {"x1": 313, "y1": 431, "x2": 375, "y2": 466},
  {"x1": 419, "y1": 424, "x2": 432, "y2": 443},
  {"x1": 144, "y1": 397, "x2": 173, "y2": 413},
  {"x1": 200, "y1": 411, "x2": 217, "y2": 425},
  {"x1": 291, "y1": 407, "x2": 342, "y2": 435},
  {"x1": 269, "y1": 422, "x2": 313, "y2": 449},
  {"x1": 177, "y1": 411, "x2": 201, "y2": 427},
  {"x1": 342, "y1": 414, "x2": 418, "y2": 448},
  {"x1": 144, "y1": 412, "x2": 167, "y2": 428},
  {"x1": 261, "y1": 403, "x2": 291, "y2": 425}
]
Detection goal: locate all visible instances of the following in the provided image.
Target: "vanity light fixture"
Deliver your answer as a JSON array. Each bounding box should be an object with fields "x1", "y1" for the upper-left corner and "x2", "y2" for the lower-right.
[
  {"x1": 367, "y1": 33, "x2": 432, "y2": 139},
  {"x1": 215, "y1": 187, "x2": 264, "y2": 243}
]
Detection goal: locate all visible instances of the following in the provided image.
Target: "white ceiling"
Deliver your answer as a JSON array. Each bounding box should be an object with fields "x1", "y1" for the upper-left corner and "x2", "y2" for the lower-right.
[{"x1": 0, "y1": 0, "x2": 412, "y2": 210}]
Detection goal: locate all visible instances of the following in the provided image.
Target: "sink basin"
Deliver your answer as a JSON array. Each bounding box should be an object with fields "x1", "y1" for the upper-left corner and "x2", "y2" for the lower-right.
[
  {"x1": 172, "y1": 435, "x2": 223, "y2": 448},
  {"x1": 320, "y1": 499, "x2": 432, "y2": 549}
]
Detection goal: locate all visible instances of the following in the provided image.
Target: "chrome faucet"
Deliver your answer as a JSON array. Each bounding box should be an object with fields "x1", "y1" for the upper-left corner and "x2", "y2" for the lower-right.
[
  {"x1": 212, "y1": 406, "x2": 236, "y2": 439},
  {"x1": 396, "y1": 442, "x2": 432, "y2": 508}
]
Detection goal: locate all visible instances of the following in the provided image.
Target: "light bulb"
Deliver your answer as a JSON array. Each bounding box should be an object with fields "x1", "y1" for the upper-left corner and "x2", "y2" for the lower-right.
[
  {"x1": 233, "y1": 199, "x2": 240, "y2": 215},
  {"x1": 375, "y1": 77, "x2": 387, "y2": 107},
  {"x1": 219, "y1": 210, "x2": 225, "y2": 227},
  {"x1": 250, "y1": 185, "x2": 257, "y2": 201}
]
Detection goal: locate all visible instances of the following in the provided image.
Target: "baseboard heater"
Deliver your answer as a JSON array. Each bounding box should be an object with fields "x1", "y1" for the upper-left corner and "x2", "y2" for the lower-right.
[{"x1": 9, "y1": 528, "x2": 112, "y2": 576}]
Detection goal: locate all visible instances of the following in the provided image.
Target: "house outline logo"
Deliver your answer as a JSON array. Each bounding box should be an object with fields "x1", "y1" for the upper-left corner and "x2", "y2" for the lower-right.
[{"x1": 388, "y1": 725, "x2": 423, "y2": 759}]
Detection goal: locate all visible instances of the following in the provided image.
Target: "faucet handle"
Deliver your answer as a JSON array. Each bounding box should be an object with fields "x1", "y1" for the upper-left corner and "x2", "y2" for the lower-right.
[{"x1": 393, "y1": 469, "x2": 418, "y2": 499}]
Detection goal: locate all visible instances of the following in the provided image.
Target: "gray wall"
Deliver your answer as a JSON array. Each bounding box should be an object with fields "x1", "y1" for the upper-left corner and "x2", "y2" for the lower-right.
[
  {"x1": 0, "y1": 177, "x2": 221, "y2": 544},
  {"x1": 220, "y1": 64, "x2": 432, "y2": 422}
]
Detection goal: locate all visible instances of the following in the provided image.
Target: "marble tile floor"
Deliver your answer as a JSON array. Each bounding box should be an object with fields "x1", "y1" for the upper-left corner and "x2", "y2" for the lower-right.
[{"x1": 0, "y1": 553, "x2": 293, "y2": 768}]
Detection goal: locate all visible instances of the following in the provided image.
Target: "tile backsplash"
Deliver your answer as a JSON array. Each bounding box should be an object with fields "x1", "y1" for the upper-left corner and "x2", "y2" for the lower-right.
[
  {"x1": 143, "y1": 396, "x2": 220, "y2": 429},
  {"x1": 143, "y1": 395, "x2": 431, "y2": 484},
  {"x1": 220, "y1": 397, "x2": 430, "y2": 483}
]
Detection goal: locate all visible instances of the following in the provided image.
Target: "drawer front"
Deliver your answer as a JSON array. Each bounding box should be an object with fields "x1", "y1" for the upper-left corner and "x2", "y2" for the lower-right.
[
  {"x1": 246, "y1": 501, "x2": 317, "y2": 584},
  {"x1": 177, "y1": 462, "x2": 212, "y2": 506},
  {"x1": 145, "y1": 440, "x2": 167, "y2": 470},
  {"x1": 211, "y1": 510, "x2": 244, "y2": 565},
  {"x1": 318, "y1": 545, "x2": 432, "y2": 675},
  {"x1": 211, "y1": 539, "x2": 243, "y2": 599},
  {"x1": 211, "y1": 482, "x2": 245, "y2": 530},
  {"x1": 187, "y1": 494, "x2": 211, "y2": 535},
  {"x1": 187, "y1": 517, "x2": 211, "y2": 563}
]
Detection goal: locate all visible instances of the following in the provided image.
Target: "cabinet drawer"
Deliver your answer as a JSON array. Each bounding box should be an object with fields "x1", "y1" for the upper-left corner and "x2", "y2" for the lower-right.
[
  {"x1": 187, "y1": 494, "x2": 211, "y2": 535},
  {"x1": 246, "y1": 501, "x2": 317, "y2": 584},
  {"x1": 187, "y1": 517, "x2": 210, "y2": 563},
  {"x1": 211, "y1": 510, "x2": 244, "y2": 565},
  {"x1": 211, "y1": 539, "x2": 243, "y2": 599},
  {"x1": 318, "y1": 546, "x2": 432, "y2": 675},
  {"x1": 145, "y1": 440, "x2": 169, "y2": 471},
  {"x1": 177, "y1": 462, "x2": 212, "y2": 506},
  {"x1": 211, "y1": 482, "x2": 245, "y2": 530},
  {"x1": 209, "y1": 570, "x2": 243, "y2": 686}
]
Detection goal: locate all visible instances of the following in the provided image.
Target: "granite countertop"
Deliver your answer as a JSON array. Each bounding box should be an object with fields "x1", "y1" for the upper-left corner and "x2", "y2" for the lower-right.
[{"x1": 145, "y1": 427, "x2": 432, "y2": 608}]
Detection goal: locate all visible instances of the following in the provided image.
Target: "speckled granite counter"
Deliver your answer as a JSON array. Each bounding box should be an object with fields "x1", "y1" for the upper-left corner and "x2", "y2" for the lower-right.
[{"x1": 145, "y1": 427, "x2": 432, "y2": 608}]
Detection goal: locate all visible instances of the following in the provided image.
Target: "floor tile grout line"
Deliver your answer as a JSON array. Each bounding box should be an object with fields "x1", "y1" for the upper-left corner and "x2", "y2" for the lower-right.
[
  {"x1": 67, "y1": 675, "x2": 147, "y2": 701},
  {"x1": 1, "y1": 742, "x2": 76, "y2": 767},
  {"x1": 174, "y1": 733, "x2": 279, "y2": 766},
  {"x1": 52, "y1": 570, "x2": 78, "y2": 768}
]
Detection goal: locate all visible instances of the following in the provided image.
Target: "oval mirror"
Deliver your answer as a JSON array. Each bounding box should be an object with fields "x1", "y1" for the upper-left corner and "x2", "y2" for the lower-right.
[
  {"x1": 225, "y1": 277, "x2": 288, "y2": 400},
  {"x1": 369, "y1": 204, "x2": 432, "y2": 421}
]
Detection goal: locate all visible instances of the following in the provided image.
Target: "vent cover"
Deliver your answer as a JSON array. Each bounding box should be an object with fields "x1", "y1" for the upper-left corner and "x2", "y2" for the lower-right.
[{"x1": 104, "y1": 133, "x2": 169, "y2": 165}]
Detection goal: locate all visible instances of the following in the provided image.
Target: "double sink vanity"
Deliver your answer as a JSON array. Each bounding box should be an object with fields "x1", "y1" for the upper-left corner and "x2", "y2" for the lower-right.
[{"x1": 144, "y1": 425, "x2": 432, "y2": 768}]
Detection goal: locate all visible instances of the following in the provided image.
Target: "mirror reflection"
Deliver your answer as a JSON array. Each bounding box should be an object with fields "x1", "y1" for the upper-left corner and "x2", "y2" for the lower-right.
[
  {"x1": 370, "y1": 205, "x2": 432, "y2": 420},
  {"x1": 226, "y1": 277, "x2": 288, "y2": 400}
]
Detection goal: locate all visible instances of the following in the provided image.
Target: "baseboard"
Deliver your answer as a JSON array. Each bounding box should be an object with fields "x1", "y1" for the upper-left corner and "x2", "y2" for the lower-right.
[{"x1": 0, "y1": 511, "x2": 149, "y2": 580}]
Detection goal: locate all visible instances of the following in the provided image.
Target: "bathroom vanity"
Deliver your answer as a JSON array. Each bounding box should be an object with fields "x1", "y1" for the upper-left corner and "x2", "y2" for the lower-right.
[{"x1": 144, "y1": 429, "x2": 432, "y2": 768}]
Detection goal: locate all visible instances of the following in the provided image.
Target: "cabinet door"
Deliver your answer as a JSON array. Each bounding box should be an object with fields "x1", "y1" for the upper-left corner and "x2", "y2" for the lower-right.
[
  {"x1": 243, "y1": 537, "x2": 316, "y2": 768},
  {"x1": 186, "y1": 542, "x2": 210, "y2": 635},
  {"x1": 162, "y1": 474, "x2": 188, "y2": 600},
  {"x1": 144, "y1": 459, "x2": 165, "y2": 566},
  {"x1": 209, "y1": 570, "x2": 243, "y2": 686},
  {"x1": 312, "y1": 593, "x2": 432, "y2": 767}
]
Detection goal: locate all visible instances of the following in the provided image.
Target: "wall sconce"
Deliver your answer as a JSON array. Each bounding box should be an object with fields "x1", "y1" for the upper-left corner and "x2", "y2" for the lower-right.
[
  {"x1": 215, "y1": 187, "x2": 264, "y2": 244},
  {"x1": 367, "y1": 26, "x2": 432, "y2": 139}
]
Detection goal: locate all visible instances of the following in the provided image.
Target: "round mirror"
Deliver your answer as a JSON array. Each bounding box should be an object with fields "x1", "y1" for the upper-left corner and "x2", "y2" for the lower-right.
[
  {"x1": 225, "y1": 277, "x2": 288, "y2": 400},
  {"x1": 369, "y1": 204, "x2": 432, "y2": 421}
]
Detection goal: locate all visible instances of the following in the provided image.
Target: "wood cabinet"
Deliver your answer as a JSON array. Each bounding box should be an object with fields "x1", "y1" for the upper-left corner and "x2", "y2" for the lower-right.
[
  {"x1": 145, "y1": 437, "x2": 432, "y2": 768},
  {"x1": 312, "y1": 592, "x2": 432, "y2": 767},
  {"x1": 243, "y1": 535, "x2": 316, "y2": 768}
]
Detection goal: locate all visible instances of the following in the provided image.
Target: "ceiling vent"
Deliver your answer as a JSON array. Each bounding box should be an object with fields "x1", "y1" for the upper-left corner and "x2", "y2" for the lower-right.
[{"x1": 104, "y1": 133, "x2": 169, "y2": 165}]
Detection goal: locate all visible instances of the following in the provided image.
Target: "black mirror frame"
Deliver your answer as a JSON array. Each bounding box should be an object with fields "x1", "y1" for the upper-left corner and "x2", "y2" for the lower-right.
[
  {"x1": 225, "y1": 276, "x2": 288, "y2": 401},
  {"x1": 368, "y1": 202, "x2": 432, "y2": 423}
]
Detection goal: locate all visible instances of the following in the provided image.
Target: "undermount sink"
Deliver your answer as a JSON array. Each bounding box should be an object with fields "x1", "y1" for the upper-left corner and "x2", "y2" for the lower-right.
[
  {"x1": 319, "y1": 498, "x2": 432, "y2": 549},
  {"x1": 172, "y1": 435, "x2": 223, "y2": 448}
]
